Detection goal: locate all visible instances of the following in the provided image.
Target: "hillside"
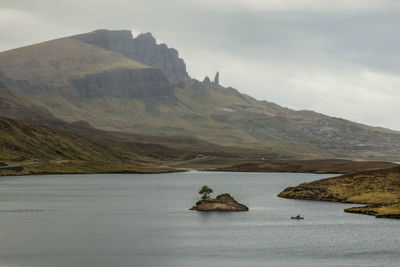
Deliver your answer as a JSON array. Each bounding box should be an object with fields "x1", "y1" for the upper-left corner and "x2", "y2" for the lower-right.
[
  {"x1": 1, "y1": 29, "x2": 400, "y2": 160},
  {"x1": 0, "y1": 81, "x2": 58, "y2": 123},
  {"x1": 0, "y1": 80, "x2": 284, "y2": 167},
  {"x1": 0, "y1": 37, "x2": 149, "y2": 84},
  {"x1": 4, "y1": 116, "x2": 383, "y2": 176},
  {"x1": 0, "y1": 116, "x2": 190, "y2": 175},
  {"x1": 278, "y1": 166, "x2": 400, "y2": 218}
]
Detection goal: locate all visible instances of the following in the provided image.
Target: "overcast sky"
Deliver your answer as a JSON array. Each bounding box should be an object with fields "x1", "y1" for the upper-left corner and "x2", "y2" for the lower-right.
[{"x1": 1, "y1": 0, "x2": 400, "y2": 130}]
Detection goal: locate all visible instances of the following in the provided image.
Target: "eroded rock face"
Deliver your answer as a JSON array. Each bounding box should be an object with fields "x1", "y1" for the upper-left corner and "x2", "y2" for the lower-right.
[
  {"x1": 203, "y1": 76, "x2": 211, "y2": 83},
  {"x1": 191, "y1": 194, "x2": 249, "y2": 211},
  {"x1": 70, "y1": 68, "x2": 177, "y2": 103},
  {"x1": 213, "y1": 71, "x2": 219, "y2": 85},
  {"x1": 72, "y1": 30, "x2": 188, "y2": 79}
]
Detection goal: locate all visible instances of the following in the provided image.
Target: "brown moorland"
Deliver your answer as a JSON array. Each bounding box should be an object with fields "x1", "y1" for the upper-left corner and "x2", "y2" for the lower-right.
[{"x1": 278, "y1": 166, "x2": 400, "y2": 218}]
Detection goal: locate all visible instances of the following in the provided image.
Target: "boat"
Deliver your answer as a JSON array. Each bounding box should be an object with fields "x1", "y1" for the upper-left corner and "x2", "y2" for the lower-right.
[{"x1": 291, "y1": 214, "x2": 304, "y2": 220}]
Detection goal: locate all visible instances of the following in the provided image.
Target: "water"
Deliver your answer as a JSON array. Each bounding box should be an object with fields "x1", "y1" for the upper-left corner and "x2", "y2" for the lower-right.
[{"x1": 0, "y1": 171, "x2": 398, "y2": 266}]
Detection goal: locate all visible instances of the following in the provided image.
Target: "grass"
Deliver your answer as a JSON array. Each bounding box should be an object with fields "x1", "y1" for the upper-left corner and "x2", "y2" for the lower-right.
[
  {"x1": 344, "y1": 203, "x2": 400, "y2": 218},
  {"x1": 0, "y1": 116, "x2": 293, "y2": 176},
  {"x1": 0, "y1": 81, "x2": 58, "y2": 123},
  {"x1": 0, "y1": 38, "x2": 149, "y2": 86},
  {"x1": 215, "y1": 159, "x2": 398, "y2": 174},
  {"x1": 23, "y1": 161, "x2": 179, "y2": 175},
  {"x1": 0, "y1": 116, "x2": 188, "y2": 175}
]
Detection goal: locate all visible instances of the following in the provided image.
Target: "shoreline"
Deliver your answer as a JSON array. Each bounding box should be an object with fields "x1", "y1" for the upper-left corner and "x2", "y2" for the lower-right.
[
  {"x1": 0, "y1": 167, "x2": 185, "y2": 177},
  {"x1": 277, "y1": 166, "x2": 400, "y2": 219},
  {"x1": 278, "y1": 194, "x2": 400, "y2": 219}
]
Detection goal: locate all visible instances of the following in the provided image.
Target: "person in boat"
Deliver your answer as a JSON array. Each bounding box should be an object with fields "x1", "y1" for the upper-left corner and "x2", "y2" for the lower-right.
[{"x1": 291, "y1": 214, "x2": 304, "y2": 219}]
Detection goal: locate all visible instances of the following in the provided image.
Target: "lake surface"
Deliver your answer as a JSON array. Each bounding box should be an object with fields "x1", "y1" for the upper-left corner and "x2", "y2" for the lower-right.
[{"x1": 0, "y1": 171, "x2": 398, "y2": 266}]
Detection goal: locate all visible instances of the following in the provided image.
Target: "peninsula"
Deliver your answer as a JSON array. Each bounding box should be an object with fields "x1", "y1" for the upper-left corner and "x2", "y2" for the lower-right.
[{"x1": 278, "y1": 166, "x2": 400, "y2": 219}]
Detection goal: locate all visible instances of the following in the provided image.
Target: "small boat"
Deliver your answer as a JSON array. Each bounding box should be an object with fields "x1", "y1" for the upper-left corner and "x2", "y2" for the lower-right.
[{"x1": 291, "y1": 214, "x2": 304, "y2": 220}]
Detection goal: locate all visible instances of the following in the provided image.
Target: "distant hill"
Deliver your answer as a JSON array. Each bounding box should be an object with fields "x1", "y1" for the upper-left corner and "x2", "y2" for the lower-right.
[{"x1": 1, "y1": 29, "x2": 400, "y2": 160}]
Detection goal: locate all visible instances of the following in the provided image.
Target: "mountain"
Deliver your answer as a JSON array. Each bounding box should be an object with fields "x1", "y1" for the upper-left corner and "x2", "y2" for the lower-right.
[
  {"x1": 1, "y1": 29, "x2": 400, "y2": 160},
  {"x1": 0, "y1": 37, "x2": 176, "y2": 103}
]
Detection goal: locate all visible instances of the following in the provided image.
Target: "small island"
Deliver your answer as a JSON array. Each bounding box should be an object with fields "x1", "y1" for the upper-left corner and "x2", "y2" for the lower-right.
[{"x1": 190, "y1": 185, "x2": 249, "y2": 211}]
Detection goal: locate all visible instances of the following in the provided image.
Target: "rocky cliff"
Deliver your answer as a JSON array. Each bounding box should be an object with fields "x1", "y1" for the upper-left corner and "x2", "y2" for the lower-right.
[
  {"x1": 72, "y1": 29, "x2": 188, "y2": 79},
  {"x1": 70, "y1": 68, "x2": 176, "y2": 102}
]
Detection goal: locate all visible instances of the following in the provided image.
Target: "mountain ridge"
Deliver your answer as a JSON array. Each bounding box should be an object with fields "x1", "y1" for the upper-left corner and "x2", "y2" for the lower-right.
[{"x1": 71, "y1": 29, "x2": 188, "y2": 79}]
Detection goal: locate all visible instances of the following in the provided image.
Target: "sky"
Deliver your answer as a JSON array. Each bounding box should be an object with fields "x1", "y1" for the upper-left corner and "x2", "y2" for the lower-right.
[{"x1": 1, "y1": 0, "x2": 400, "y2": 130}]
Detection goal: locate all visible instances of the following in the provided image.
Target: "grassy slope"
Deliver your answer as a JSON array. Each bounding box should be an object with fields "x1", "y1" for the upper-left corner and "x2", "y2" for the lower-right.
[
  {"x1": 20, "y1": 74, "x2": 400, "y2": 161},
  {"x1": 0, "y1": 115, "x2": 288, "y2": 176},
  {"x1": 0, "y1": 117, "x2": 187, "y2": 175},
  {"x1": 278, "y1": 166, "x2": 400, "y2": 218},
  {"x1": 16, "y1": 77, "x2": 329, "y2": 158},
  {"x1": 0, "y1": 79, "x2": 289, "y2": 168},
  {"x1": 214, "y1": 159, "x2": 398, "y2": 174},
  {"x1": 172, "y1": 79, "x2": 328, "y2": 156},
  {"x1": 0, "y1": 81, "x2": 59, "y2": 122},
  {"x1": 0, "y1": 38, "x2": 149, "y2": 86}
]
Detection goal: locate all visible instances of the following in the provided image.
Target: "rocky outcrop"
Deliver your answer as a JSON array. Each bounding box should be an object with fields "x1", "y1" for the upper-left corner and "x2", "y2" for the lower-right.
[
  {"x1": 72, "y1": 29, "x2": 188, "y2": 79},
  {"x1": 191, "y1": 193, "x2": 249, "y2": 211},
  {"x1": 70, "y1": 68, "x2": 177, "y2": 102},
  {"x1": 203, "y1": 76, "x2": 211, "y2": 83},
  {"x1": 213, "y1": 71, "x2": 220, "y2": 85},
  {"x1": 133, "y1": 33, "x2": 187, "y2": 80}
]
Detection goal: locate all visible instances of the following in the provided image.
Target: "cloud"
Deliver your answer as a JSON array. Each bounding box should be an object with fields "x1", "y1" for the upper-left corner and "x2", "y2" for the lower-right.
[{"x1": 178, "y1": 0, "x2": 400, "y2": 13}]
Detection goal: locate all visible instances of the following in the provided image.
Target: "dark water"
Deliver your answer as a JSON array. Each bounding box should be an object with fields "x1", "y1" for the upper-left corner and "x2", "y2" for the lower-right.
[{"x1": 0, "y1": 172, "x2": 398, "y2": 266}]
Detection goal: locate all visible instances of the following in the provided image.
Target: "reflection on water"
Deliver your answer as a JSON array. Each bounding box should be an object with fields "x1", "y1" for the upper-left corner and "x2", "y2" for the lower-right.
[{"x1": 0, "y1": 172, "x2": 398, "y2": 267}]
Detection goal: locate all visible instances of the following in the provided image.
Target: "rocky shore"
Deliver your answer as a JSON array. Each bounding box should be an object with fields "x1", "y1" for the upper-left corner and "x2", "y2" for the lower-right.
[
  {"x1": 344, "y1": 203, "x2": 400, "y2": 219},
  {"x1": 278, "y1": 166, "x2": 400, "y2": 219},
  {"x1": 191, "y1": 193, "x2": 248, "y2": 212}
]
